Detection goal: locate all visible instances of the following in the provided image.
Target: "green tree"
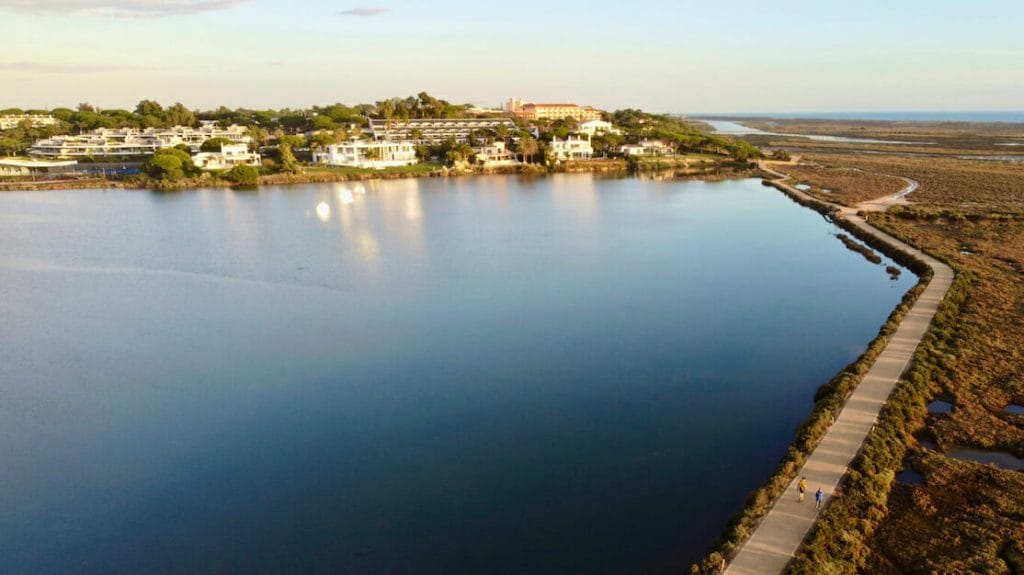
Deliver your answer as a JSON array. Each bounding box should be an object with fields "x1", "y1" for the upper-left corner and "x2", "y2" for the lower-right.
[
  {"x1": 312, "y1": 115, "x2": 337, "y2": 131},
  {"x1": 515, "y1": 133, "x2": 538, "y2": 163},
  {"x1": 274, "y1": 134, "x2": 301, "y2": 171},
  {"x1": 143, "y1": 147, "x2": 198, "y2": 181},
  {"x1": 164, "y1": 102, "x2": 196, "y2": 127},
  {"x1": 246, "y1": 125, "x2": 269, "y2": 152},
  {"x1": 224, "y1": 164, "x2": 260, "y2": 186},
  {"x1": 200, "y1": 137, "x2": 233, "y2": 152},
  {"x1": 135, "y1": 100, "x2": 164, "y2": 118},
  {"x1": 310, "y1": 131, "x2": 337, "y2": 149},
  {"x1": 146, "y1": 154, "x2": 184, "y2": 181}
]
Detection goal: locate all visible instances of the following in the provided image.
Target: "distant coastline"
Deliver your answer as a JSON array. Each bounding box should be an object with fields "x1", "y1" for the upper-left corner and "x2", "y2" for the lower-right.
[{"x1": 688, "y1": 111, "x2": 1024, "y2": 123}]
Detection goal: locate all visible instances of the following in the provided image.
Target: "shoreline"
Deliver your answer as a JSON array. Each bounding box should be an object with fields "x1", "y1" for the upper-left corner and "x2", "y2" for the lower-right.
[
  {"x1": 0, "y1": 157, "x2": 758, "y2": 193},
  {"x1": 694, "y1": 166, "x2": 954, "y2": 574}
]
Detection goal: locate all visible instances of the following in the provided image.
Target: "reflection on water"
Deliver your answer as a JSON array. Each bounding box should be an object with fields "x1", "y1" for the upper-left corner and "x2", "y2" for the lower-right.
[
  {"x1": 315, "y1": 200, "x2": 331, "y2": 222},
  {"x1": 945, "y1": 446, "x2": 1024, "y2": 471},
  {"x1": 0, "y1": 175, "x2": 916, "y2": 574}
]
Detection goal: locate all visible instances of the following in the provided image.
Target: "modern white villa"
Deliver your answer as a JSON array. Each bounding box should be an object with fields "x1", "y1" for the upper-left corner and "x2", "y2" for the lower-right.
[
  {"x1": 549, "y1": 135, "x2": 593, "y2": 160},
  {"x1": 577, "y1": 120, "x2": 622, "y2": 136},
  {"x1": 473, "y1": 141, "x2": 518, "y2": 167},
  {"x1": 618, "y1": 139, "x2": 675, "y2": 156},
  {"x1": 0, "y1": 114, "x2": 58, "y2": 130},
  {"x1": 28, "y1": 124, "x2": 251, "y2": 158},
  {"x1": 191, "y1": 143, "x2": 261, "y2": 170},
  {"x1": 311, "y1": 140, "x2": 418, "y2": 169}
]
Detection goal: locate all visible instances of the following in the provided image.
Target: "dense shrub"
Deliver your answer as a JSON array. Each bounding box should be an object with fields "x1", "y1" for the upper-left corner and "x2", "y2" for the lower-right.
[{"x1": 224, "y1": 164, "x2": 259, "y2": 186}]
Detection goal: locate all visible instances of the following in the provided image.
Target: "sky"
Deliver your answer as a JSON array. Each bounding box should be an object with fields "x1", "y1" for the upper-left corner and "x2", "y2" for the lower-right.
[{"x1": 0, "y1": 0, "x2": 1022, "y2": 113}]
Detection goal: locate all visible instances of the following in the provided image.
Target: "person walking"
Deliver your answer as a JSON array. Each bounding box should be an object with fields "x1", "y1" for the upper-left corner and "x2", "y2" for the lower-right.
[
  {"x1": 815, "y1": 487, "x2": 825, "y2": 510},
  {"x1": 798, "y1": 477, "x2": 807, "y2": 502}
]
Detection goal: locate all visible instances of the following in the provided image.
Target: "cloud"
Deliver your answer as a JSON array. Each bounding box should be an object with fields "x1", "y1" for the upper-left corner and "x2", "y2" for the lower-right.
[
  {"x1": 0, "y1": 0, "x2": 249, "y2": 17},
  {"x1": 0, "y1": 61, "x2": 153, "y2": 73},
  {"x1": 339, "y1": 7, "x2": 390, "y2": 17}
]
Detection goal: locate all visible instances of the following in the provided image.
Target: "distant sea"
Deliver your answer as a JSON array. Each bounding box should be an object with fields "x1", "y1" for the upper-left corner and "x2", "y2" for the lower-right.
[{"x1": 687, "y1": 111, "x2": 1024, "y2": 123}]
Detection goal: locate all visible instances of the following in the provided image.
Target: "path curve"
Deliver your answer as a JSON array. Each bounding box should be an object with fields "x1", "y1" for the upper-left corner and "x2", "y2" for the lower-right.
[{"x1": 721, "y1": 165, "x2": 953, "y2": 575}]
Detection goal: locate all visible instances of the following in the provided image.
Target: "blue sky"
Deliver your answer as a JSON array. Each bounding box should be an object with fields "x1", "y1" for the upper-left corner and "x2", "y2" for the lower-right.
[{"x1": 0, "y1": 0, "x2": 1022, "y2": 112}]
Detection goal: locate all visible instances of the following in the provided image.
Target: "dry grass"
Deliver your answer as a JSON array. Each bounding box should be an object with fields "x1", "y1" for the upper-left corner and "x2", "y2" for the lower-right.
[
  {"x1": 867, "y1": 214, "x2": 1024, "y2": 453},
  {"x1": 765, "y1": 119, "x2": 1024, "y2": 573},
  {"x1": 740, "y1": 118, "x2": 1024, "y2": 151},
  {"x1": 867, "y1": 452, "x2": 1024, "y2": 574},
  {"x1": 769, "y1": 161, "x2": 907, "y2": 206},
  {"x1": 814, "y1": 154, "x2": 1024, "y2": 213}
]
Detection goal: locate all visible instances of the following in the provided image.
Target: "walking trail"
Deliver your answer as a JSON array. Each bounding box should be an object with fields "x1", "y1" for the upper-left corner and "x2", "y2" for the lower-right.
[{"x1": 722, "y1": 165, "x2": 954, "y2": 575}]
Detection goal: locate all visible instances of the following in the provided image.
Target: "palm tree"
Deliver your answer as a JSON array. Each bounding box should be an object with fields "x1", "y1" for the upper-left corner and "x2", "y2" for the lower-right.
[{"x1": 516, "y1": 134, "x2": 538, "y2": 164}]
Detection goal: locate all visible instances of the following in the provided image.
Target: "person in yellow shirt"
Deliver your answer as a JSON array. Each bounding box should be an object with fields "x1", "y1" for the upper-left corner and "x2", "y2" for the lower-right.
[{"x1": 798, "y1": 477, "x2": 808, "y2": 502}]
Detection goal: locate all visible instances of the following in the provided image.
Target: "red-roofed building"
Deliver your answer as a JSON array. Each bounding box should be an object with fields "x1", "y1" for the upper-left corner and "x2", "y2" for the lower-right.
[{"x1": 506, "y1": 100, "x2": 603, "y2": 123}]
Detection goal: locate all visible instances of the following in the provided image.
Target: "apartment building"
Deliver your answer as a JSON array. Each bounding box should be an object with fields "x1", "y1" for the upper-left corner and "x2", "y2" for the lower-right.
[
  {"x1": 369, "y1": 118, "x2": 517, "y2": 144},
  {"x1": 311, "y1": 139, "x2": 418, "y2": 169},
  {"x1": 0, "y1": 114, "x2": 58, "y2": 130},
  {"x1": 28, "y1": 124, "x2": 251, "y2": 158}
]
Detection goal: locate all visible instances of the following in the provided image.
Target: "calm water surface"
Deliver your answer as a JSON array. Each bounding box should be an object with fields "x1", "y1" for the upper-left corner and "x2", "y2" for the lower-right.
[{"x1": 0, "y1": 175, "x2": 914, "y2": 574}]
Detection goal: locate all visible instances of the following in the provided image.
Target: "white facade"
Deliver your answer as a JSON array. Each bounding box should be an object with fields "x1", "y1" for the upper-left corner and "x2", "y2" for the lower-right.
[
  {"x1": 618, "y1": 139, "x2": 675, "y2": 157},
  {"x1": 577, "y1": 120, "x2": 621, "y2": 136},
  {"x1": 311, "y1": 140, "x2": 418, "y2": 169},
  {"x1": 549, "y1": 136, "x2": 593, "y2": 161},
  {"x1": 473, "y1": 141, "x2": 518, "y2": 166},
  {"x1": 0, "y1": 114, "x2": 58, "y2": 130},
  {"x1": 0, "y1": 158, "x2": 78, "y2": 177},
  {"x1": 192, "y1": 144, "x2": 261, "y2": 170},
  {"x1": 369, "y1": 118, "x2": 516, "y2": 144},
  {"x1": 28, "y1": 125, "x2": 251, "y2": 158}
]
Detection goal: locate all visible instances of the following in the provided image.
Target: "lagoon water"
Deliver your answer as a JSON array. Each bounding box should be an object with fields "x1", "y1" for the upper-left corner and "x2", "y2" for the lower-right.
[
  {"x1": 0, "y1": 175, "x2": 915, "y2": 574},
  {"x1": 700, "y1": 119, "x2": 923, "y2": 145}
]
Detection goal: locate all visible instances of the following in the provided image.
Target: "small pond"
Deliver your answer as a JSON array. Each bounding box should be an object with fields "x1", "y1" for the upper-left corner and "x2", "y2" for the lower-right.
[{"x1": 945, "y1": 446, "x2": 1024, "y2": 472}]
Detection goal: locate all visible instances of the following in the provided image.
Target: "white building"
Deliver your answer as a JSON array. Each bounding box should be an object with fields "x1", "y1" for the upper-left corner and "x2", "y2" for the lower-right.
[
  {"x1": 311, "y1": 140, "x2": 418, "y2": 169},
  {"x1": 549, "y1": 136, "x2": 593, "y2": 161},
  {"x1": 577, "y1": 120, "x2": 621, "y2": 136},
  {"x1": 28, "y1": 124, "x2": 251, "y2": 158},
  {"x1": 0, "y1": 157, "x2": 78, "y2": 177},
  {"x1": 0, "y1": 114, "x2": 58, "y2": 130},
  {"x1": 369, "y1": 118, "x2": 516, "y2": 144},
  {"x1": 473, "y1": 141, "x2": 518, "y2": 167},
  {"x1": 618, "y1": 139, "x2": 676, "y2": 157},
  {"x1": 192, "y1": 143, "x2": 261, "y2": 170}
]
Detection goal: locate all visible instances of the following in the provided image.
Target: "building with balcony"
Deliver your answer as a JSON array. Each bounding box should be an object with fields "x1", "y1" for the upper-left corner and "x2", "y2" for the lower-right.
[
  {"x1": 28, "y1": 124, "x2": 251, "y2": 158},
  {"x1": 0, "y1": 114, "x2": 58, "y2": 130},
  {"x1": 0, "y1": 158, "x2": 78, "y2": 177},
  {"x1": 311, "y1": 140, "x2": 418, "y2": 169},
  {"x1": 369, "y1": 118, "x2": 517, "y2": 144},
  {"x1": 473, "y1": 141, "x2": 518, "y2": 167},
  {"x1": 577, "y1": 120, "x2": 622, "y2": 136},
  {"x1": 513, "y1": 103, "x2": 602, "y2": 123},
  {"x1": 550, "y1": 136, "x2": 593, "y2": 161},
  {"x1": 192, "y1": 144, "x2": 261, "y2": 170},
  {"x1": 618, "y1": 140, "x2": 676, "y2": 157}
]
